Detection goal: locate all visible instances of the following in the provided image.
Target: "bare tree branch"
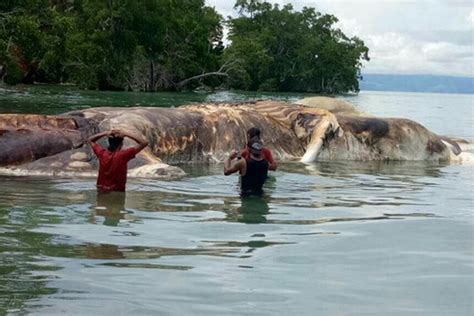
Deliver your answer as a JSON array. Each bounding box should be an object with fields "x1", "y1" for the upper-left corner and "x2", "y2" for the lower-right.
[
  {"x1": 174, "y1": 58, "x2": 243, "y2": 89},
  {"x1": 175, "y1": 71, "x2": 229, "y2": 89}
]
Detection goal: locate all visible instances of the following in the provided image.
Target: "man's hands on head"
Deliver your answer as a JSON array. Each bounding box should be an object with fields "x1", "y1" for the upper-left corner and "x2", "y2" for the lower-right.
[{"x1": 109, "y1": 130, "x2": 123, "y2": 138}]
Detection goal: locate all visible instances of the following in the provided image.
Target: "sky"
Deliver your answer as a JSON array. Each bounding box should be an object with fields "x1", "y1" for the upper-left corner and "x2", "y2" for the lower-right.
[{"x1": 205, "y1": 0, "x2": 474, "y2": 77}]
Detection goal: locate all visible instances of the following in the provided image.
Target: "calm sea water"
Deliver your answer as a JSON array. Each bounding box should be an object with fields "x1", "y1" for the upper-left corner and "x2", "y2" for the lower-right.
[{"x1": 0, "y1": 86, "x2": 473, "y2": 315}]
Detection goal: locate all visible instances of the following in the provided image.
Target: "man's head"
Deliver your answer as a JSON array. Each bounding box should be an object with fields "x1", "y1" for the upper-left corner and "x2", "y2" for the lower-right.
[
  {"x1": 247, "y1": 136, "x2": 263, "y2": 155},
  {"x1": 108, "y1": 136, "x2": 124, "y2": 152},
  {"x1": 247, "y1": 127, "x2": 261, "y2": 140}
]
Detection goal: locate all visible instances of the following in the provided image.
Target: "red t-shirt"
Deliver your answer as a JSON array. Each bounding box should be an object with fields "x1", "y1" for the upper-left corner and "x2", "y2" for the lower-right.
[
  {"x1": 92, "y1": 143, "x2": 137, "y2": 192},
  {"x1": 240, "y1": 147, "x2": 274, "y2": 164}
]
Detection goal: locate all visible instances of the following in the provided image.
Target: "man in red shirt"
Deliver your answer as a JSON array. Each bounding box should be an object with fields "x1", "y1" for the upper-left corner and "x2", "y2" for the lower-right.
[
  {"x1": 88, "y1": 130, "x2": 148, "y2": 192},
  {"x1": 240, "y1": 127, "x2": 277, "y2": 171}
]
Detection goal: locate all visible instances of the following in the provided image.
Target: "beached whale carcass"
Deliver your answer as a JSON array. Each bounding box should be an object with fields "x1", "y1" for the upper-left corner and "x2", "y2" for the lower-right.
[{"x1": 0, "y1": 98, "x2": 464, "y2": 178}]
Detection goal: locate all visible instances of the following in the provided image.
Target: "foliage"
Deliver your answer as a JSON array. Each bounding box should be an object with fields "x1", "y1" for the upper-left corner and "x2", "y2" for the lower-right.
[
  {"x1": 0, "y1": 0, "x2": 369, "y2": 93},
  {"x1": 0, "y1": 0, "x2": 223, "y2": 91},
  {"x1": 224, "y1": 1, "x2": 370, "y2": 93},
  {"x1": 0, "y1": 1, "x2": 74, "y2": 84}
]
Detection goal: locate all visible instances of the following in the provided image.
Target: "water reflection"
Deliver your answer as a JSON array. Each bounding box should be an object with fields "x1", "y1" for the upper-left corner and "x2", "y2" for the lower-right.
[
  {"x1": 93, "y1": 191, "x2": 129, "y2": 226},
  {"x1": 237, "y1": 196, "x2": 270, "y2": 224},
  {"x1": 238, "y1": 196, "x2": 269, "y2": 224},
  {"x1": 84, "y1": 243, "x2": 239, "y2": 260},
  {"x1": 285, "y1": 160, "x2": 447, "y2": 178},
  {"x1": 0, "y1": 159, "x2": 471, "y2": 315},
  {"x1": 0, "y1": 227, "x2": 59, "y2": 313}
]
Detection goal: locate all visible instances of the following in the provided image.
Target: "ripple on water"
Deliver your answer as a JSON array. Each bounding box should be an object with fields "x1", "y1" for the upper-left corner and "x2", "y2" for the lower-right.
[{"x1": 0, "y1": 158, "x2": 472, "y2": 315}]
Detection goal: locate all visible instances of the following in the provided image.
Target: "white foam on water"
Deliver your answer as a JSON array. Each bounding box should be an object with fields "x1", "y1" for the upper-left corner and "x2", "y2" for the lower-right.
[
  {"x1": 0, "y1": 167, "x2": 96, "y2": 178},
  {"x1": 128, "y1": 163, "x2": 186, "y2": 179},
  {"x1": 450, "y1": 152, "x2": 474, "y2": 165},
  {"x1": 459, "y1": 142, "x2": 474, "y2": 151},
  {"x1": 0, "y1": 163, "x2": 186, "y2": 179}
]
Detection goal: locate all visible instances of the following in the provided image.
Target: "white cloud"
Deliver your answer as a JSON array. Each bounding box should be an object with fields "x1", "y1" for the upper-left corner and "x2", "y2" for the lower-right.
[
  {"x1": 422, "y1": 42, "x2": 472, "y2": 61},
  {"x1": 468, "y1": 9, "x2": 474, "y2": 28},
  {"x1": 206, "y1": 0, "x2": 235, "y2": 18},
  {"x1": 362, "y1": 33, "x2": 473, "y2": 76},
  {"x1": 335, "y1": 17, "x2": 361, "y2": 38}
]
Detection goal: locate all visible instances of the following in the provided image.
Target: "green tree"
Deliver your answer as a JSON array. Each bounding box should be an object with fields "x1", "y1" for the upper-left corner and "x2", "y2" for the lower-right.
[
  {"x1": 129, "y1": 0, "x2": 224, "y2": 91},
  {"x1": 67, "y1": 0, "x2": 224, "y2": 91},
  {"x1": 0, "y1": 0, "x2": 74, "y2": 84},
  {"x1": 224, "y1": 1, "x2": 369, "y2": 93},
  {"x1": 0, "y1": 0, "x2": 225, "y2": 91},
  {"x1": 64, "y1": 0, "x2": 140, "y2": 89},
  {"x1": 0, "y1": 0, "x2": 369, "y2": 93}
]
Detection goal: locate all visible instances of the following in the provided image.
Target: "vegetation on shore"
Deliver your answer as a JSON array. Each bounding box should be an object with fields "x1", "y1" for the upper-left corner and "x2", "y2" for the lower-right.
[{"x1": 0, "y1": 0, "x2": 369, "y2": 93}]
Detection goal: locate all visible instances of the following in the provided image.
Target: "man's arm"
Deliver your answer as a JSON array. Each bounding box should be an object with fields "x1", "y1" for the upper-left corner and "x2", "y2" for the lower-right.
[
  {"x1": 269, "y1": 160, "x2": 277, "y2": 171},
  {"x1": 224, "y1": 150, "x2": 245, "y2": 176},
  {"x1": 240, "y1": 148, "x2": 248, "y2": 159},
  {"x1": 264, "y1": 148, "x2": 277, "y2": 171},
  {"x1": 88, "y1": 131, "x2": 110, "y2": 144},
  {"x1": 88, "y1": 131, "x2": 112, "y2": 156},
  {"x1": 120, "y1": 131, "x2": 149, "y2": 153}
]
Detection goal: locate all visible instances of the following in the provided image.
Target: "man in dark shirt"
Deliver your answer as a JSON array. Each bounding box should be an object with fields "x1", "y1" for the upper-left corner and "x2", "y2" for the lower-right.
[
  {"x1": 225, "y1": 137, "x2": 269, "y2": 196},
  {"x1": 240, "y1": 127, "x2": 277, "y2": 171},
  {"x1": 88, "y1": 130, "x2": 148, "y2": 192}
]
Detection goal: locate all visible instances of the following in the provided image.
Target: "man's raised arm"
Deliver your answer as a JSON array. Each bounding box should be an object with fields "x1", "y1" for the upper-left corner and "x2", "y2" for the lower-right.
[
  {"x1": 120, "y1": 131, "x2": 149, "y2": 153},
  {"x1": 88, "y1": 131, "x2": 110, "y2": 144}
]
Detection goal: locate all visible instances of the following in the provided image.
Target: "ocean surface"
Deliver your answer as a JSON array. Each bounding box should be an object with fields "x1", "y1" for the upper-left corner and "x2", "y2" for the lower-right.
[{"x1": 0, "y1": 87, "x2": 473, "y2": 315}]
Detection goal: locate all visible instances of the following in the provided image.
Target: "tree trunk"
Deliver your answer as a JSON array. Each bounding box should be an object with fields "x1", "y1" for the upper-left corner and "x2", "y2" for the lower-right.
[
  {"x1": 149, "y1": 60, "x2": 155, "y2": 91},
  {"x1": 0, "y1": 65, "x2": 4, "y2": 84}
]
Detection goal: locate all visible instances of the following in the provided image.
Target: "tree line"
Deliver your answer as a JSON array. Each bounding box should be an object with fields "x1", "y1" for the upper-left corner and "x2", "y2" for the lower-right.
[{"x1": 0, "y1": 0, "x2": 369, "y2": 94}]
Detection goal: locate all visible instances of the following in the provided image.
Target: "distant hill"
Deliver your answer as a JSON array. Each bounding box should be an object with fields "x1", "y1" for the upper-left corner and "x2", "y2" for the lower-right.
[{"x1": 359, "y1": 74, "x2": 474, "y2": 94}]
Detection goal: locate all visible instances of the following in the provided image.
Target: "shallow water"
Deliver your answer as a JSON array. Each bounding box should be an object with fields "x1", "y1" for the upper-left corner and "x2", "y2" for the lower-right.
[
  {"x1": 0, "y1": 87, "x2": 473, "y2": 315},
  {"x1": 0, "y1": 85, "x2": 311, "y2": 115}
]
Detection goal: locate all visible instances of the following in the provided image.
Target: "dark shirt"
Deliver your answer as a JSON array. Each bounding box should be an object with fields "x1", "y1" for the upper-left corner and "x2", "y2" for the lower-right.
[{"x1": 241, "y1": 157, "x2": 269, "y2": 196}]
